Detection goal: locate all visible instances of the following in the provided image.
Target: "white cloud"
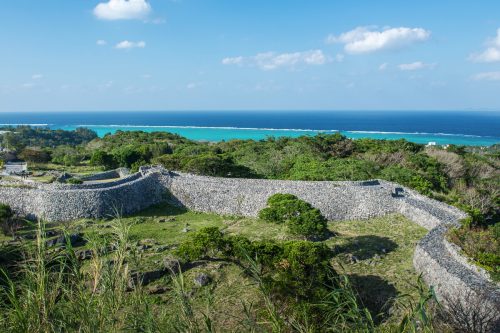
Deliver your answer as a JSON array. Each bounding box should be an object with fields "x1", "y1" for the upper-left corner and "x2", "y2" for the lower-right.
[
  {"x1": 472, "y1": 71, "x2": 500, "y2": 81},
  {"x1": 379, "y1": 62, "x2": 388, "y2": 71},
  {"x1": 335, "y1": 53, "x2": 345, "y2": 62},
  {"x1": 94, "y1": 0, "x2": 151, "y2": 20},
  {"x1": 222, "y1": 56, "x2": 244, "y2": 65},
  {"x1": 32, "y1": 74, "x2": 43, "y2": 80},
  {"x1": 222, "y1": 50, "x2": 327, "y2": 70},
  {"x1": 115, "y1": 40, "x2": 146, "y2": 49},
  {"x1": 469, "y1": 29, "x2": 500, "y2": 62},
  {"x1": 96, "y1": 40, "x2": 107, "y2": 46},
  {"x1": 398, "y1": 61, "x2": 435, "y2": 71},
  {"x1": 326, "y1": 26, "x2": 431, "y2": 54}
]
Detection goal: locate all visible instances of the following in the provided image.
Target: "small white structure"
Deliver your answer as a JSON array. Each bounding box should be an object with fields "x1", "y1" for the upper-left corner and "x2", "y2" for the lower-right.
[
  {"x1": 427, "y1": 141, "x2": 437, "y2": 146},
  {"x1": 2, "y1": 161, "x2": 28, "y2": 175}
]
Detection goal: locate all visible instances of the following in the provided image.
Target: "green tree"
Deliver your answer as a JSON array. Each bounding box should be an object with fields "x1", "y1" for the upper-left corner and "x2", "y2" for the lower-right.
[
  {"x1": 90, "y1": 150, "x2": 116, "y2": 169},
  {"x1": 259, "y1": 194, "x2": 328, "y2": 238},
  {"x1": 19, "y1": 148, "x2": 51, "y2": 163}
]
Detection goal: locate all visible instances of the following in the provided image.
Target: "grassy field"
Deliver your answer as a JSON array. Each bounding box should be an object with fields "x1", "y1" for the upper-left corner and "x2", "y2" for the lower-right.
[{"x1": 0, "y1": 204, "x2": 429, "y2": 331}]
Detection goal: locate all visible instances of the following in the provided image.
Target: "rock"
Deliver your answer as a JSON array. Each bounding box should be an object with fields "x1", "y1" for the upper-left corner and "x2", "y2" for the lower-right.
[
  {"x1": 76, "y1": 249, "x2": 93, "y2": 260},
  {"x1": 46, "y1": 233, "x2": 85, "y2": 248},
  {"x1": 147, "y1": 284, "x2": 169, "y2": 295},
  {"x1": 155, "y1": 245, "x2": 170, "y2": 252},
  {"x1": 182, "y1": 227, "x2": 190, "y2": 233},
  {"x1": 194, "y1": 273, "x2": 211, "y2": 287},
  {"x1": 163, "y1": 256, "x2": 181, "y2": 273},
  {"x1": 129, "y1": 269, "x2": 168, "y2": 288},
  {"x1": 158, "y1": 216, "x2": 176, "y2": 223},
  {"x1": 139, "y1": 239, "x2": 157, "y2": 246},
  {"x1": 346, "y1": 253, "x2": 360, "y2": 264},
  {"x1": 137, "y1": 244, "x2": 152, "y2": 252}
]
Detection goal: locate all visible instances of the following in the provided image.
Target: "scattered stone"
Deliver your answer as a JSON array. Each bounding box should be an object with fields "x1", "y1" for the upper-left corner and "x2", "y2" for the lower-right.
[
  {"x1": 346, "y1": 254, "x2": 360, "y2": 264},
  {"x1": 147, "y1": 284, "x2": 169, "y2": 295},
  {"x1": 76, "y1": 249, "x2": 93, "y2": 260},
  {"x1": 194, "y1": 273, "x2": 211, "y2": 287},
  {"x1": 155, "y1": 245, "x2": 170, "y2": 252},
  {"x1": 158, "y1": 216, "x2": 176, "y2": 223},
  {"x1": 163, "y1": 256, "x2": 181, "y2": 273},
  {"x1": 137, "y1": 244, "x2": 152, "y2": 252},
  {"x1": 46, "y1": 233, "x2": 85, "y2": 247},
  {"x1": 129, "y1": 269, "x2": 168, "y2": 288},
  {"x1": 139, "y1": 239, "x2": 157, "y2": 246}
]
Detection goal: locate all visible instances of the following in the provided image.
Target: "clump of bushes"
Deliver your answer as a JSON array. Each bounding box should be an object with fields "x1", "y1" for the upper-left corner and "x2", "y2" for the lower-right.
[
  {"x1": 67, "y1": 177, "x2": 83, "y2": 185},
  {"x1": 258, "y1": 193, "x2": 328, "y2": 239},
  {"x1": 0, "y1": 203, "x2": 23, "y2": 237},
  {"x1": 448, "y1": 221, "x2": 500, "y2": 282},
  {"x1": 176, "y1": 227, "x2": 335, "y2": 299}
]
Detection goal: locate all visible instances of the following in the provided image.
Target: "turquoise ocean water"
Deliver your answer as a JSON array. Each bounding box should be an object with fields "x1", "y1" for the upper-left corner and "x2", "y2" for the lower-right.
[
  {"x1": 1, "y1": 111, "x2": 499, "y2": 146},
  {"x1": 53, "y1": 124, "x2": 498, "y2": 146}
]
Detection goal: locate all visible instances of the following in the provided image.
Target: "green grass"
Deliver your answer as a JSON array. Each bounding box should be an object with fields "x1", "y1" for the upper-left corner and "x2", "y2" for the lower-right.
[
  {"x1": 0, "y1": 204, "x2": 431, "y2": 331},
  {"x1": 72, "y1": 204, "x2": 427, "y2": 324},
  {"x1": 29, "y1": 162, "x2": 104, "y2": 175}
]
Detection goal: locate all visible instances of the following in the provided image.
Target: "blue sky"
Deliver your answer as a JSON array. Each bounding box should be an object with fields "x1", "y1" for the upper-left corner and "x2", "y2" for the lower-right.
[{"x1": 1, "y1": 0, "x2": 500, "y2": 112}]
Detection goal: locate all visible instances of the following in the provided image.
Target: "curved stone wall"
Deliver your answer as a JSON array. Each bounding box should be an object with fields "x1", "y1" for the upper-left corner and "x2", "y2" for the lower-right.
[
  {"x1": 0, "y1": 166, "x2": 498, "y2": 330},
  {"x1": 0, "y1": 167, "x2": 169, "y2": 221}
]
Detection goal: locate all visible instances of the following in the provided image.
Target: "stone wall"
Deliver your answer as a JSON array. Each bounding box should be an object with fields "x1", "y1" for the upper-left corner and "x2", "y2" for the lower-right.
[
  {"x1": 166, "y1": 172, "x2": 398, "y2": 220},
  {"x1": 0, "y1": 167, "x2": 169, "y2": 221},
  {"x1": 0, "y1": 166, "x2": 498, "y2": 330}
]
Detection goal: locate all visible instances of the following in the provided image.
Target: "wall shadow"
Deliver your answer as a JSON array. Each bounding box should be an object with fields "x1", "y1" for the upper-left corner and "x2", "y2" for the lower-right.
[
  {"x1": 348, "y1": 274, "x2": 398, "y2": 323},
  {"x1": 334, "y1": 235, "x2": 398, "y2": 260}
]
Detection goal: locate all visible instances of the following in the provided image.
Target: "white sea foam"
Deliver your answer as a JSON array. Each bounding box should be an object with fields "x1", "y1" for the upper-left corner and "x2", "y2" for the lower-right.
[
  {"x1": 72, "y1": 124, "x2": 492, "y2": 138},
  {"x1": 347, "y1": 130, "x2": 486, "y2": 138}
]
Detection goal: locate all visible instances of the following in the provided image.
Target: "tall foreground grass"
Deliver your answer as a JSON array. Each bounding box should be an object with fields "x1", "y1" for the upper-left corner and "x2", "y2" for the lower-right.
[
  {"x1": 0, "y1": 219, "x2": 438, "y2": 332},
  {"x1": 0, "y1": 218, "x2": 161, "y2": 332}
]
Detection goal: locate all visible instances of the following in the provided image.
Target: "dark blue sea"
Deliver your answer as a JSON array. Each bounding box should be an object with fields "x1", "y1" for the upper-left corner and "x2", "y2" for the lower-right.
[{"x1": 0, "y1": 111, "x2": 499, "y2": 146}]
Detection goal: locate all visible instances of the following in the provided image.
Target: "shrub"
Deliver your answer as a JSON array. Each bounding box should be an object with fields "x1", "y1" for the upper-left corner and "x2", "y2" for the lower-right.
[
  {"x1": 67, "y1": 178, "x2": 83, "y2": 185},
  {"x1": 90, "y1": 150, "x2": 116, "y2": 169},
  {"x1": 259, "y1": 194, "x2": 328, "y2": 238},
  {"x1": 278, "y1": 241, "x2": 333, "y2": 291},
  {"x1": 459, "y1": 207, "x2": 485, "y2": 229},
  {"x1": 448, "y1": 224, "x2": 499, "y2": 281},
  {"x1": 19, "y1": 148, "x2": 51, "y2": 163},
  {"x1": 0, "y1": 203, "x2": 17, "y2": 236},
  {"x1": 0, "y1": 203, "x2": 13, "y2": 221},
  {"x1": 176, "y1": 227, "x2": 227, "y2": 261}
]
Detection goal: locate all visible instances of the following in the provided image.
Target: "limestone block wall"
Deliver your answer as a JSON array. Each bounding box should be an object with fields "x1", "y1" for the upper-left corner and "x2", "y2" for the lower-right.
[
  {"x1": 166, "y1": 172, "x2": 398, "y2": 220},
  {"x1": 0, "y1": 168, "x2": 168, "y2": 221}
]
